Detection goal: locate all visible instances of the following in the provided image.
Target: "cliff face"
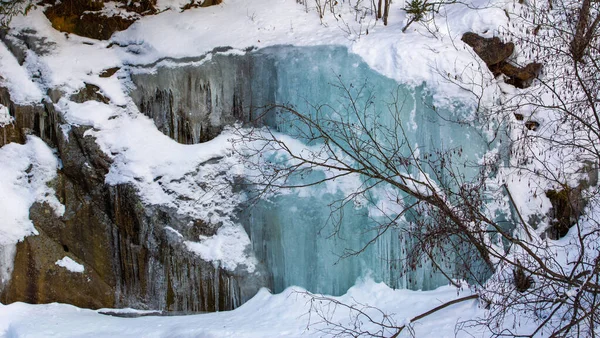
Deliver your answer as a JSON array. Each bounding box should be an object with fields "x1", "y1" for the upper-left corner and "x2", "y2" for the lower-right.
[{"x1": 0, "y1": 69, "x2": 264, "y2": 312}]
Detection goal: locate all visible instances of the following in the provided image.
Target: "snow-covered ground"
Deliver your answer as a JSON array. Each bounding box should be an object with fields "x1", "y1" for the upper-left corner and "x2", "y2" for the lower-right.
[{"x1": 0, "y1": 278, "x2": 486, "y2": 338}]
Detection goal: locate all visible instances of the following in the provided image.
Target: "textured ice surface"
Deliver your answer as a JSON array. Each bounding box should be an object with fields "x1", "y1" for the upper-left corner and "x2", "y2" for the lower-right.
[{"x1": 236, "y1": 46, "x2": 490, "y2": 295}]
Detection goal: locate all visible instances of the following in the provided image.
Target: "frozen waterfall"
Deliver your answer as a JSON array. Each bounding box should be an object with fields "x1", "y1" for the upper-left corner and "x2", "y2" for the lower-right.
[{"x1": 130, "y1": 45, "x2": 495, "y2": 298}]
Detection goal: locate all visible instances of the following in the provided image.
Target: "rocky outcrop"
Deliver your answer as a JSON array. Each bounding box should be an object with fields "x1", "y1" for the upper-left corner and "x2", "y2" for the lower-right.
[
  {"x1": 40, "y1": 0, "x2": 222, "y2": 40},
  {"x1": 545, "y1": 163, "x2": 599, "y2": 239},
  {"x1": 42, "y1": 0, "x2": 143, "y2": 40},
  {"x1": 524, "y1": 120, "x2": 540, "y2": 131},
  {"x1": 70, "y1": 83, "x2": 110, "y2": 104},
  {"x1": 100, "y1": 67, "x2": 120, "y2": 78},
  {"x1": 0, "y1": 29, "x2": 56, "y2": 66},
  {"x1": 499, "y1": 62, "x2": 543, "y2": 89},
  {"x1": 462, "y1": 32, "x2": 542, "y2": 88},
  {"x1": 461, "y1": 32, "x2": 515, "y2": 67},
  {"x1": 182, "y1": 0, "x2": 223, "y2": 10}
]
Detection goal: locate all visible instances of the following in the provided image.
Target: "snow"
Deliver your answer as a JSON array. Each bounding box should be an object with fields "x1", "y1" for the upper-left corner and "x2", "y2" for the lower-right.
[
  {"x1": 155, "y1": 0, "x2": 196, "y2": 11},
  {"x1": 0, "y1": 104, "x2": 11, "y2": 127},
  {"x1": 0, "y1": 277, "x2": 485, "y2": 338},
  {"x1": 0, "y1": 41, "x2": 43, "y2": 104},
  {"x1": 184, "y1": 224, "x2": 256, "y2": 272},
  {"x1": 0, "y1": 136, "x2": 63, "y2": 246},
  {"x1": 58, "y1": 99, "x2": 117, "y2": 128},
  {"x1": 55, "y1": 257, "x2": 85, "y2": 273}
]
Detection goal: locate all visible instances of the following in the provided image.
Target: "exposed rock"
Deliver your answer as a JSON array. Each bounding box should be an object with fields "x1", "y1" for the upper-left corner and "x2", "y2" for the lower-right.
[
  {"x1": 70, "y1": 83, "x2": 110, "y2": 104},
  {"x1": 115, "y1": 0, "x2": 158, "y2": 15},
  {"x1": 0, "y1": 29, "x2": 56, "y2": 65},
  {"x1": 0, "y1": 222, "x2": 115, "y2": 309},
  {"x1": 545, "y1": 162, "x2": 598, "y2": 239},
  {"x1": 461, "y1": 32, "x2": 514, "y2": 67},
  {"x1": 39, "y1": 0, "x2": 159, "y2": 40},
  {"x1": 201, "y1": 0, "x2": 224, "y2": 7},
  {"x1": 0, "y1": 123, "x2": 22, "y2": 146},
  {"x1": 42, "y1": 0, "x2": 138, "y2": 40},
  {"x1": 0, "y1": 81, "x2": 264, "y2": 311},
  {"x1": 525, "y1": 120, "x2": 540, "y2": 131},
  {"x1": 546, "y1": 187, "x2": 583, "y2": 239},
  {"x1": 462, "y1": 32, "x2": 542, "y2": 89},
  {"x1": 99, "y1": 67, "x2": 121, "y2": 78},
  {"x1": 47, "y1": 88, "x2": 63, "y2": 104},
  {"x1": 513, "y1": 264, "x2": 534, "y2": 292},
  {"x1": 0, "y1": 87, "x2": 59, "y2": 148},
  {"x1": 182, "y1": 0, "x2": 223, "y2": 10},
  {"x1": 500, "y1": 62, "x2": 543, "y2": 89}
]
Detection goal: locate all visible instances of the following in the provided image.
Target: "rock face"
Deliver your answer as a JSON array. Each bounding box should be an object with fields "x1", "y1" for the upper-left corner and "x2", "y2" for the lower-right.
[
  {"x1": 69, "y1": 83, "x2": 111, "y2": 104},
  {"x1": 0, "y1": 84, "x2": 264, "y2": 311},
  {"x1": 461, "y1": 32, "x2": 542, "y2": 88},
  {"x1": 1, "y1": 222, "x2": 115, "y2": 309},
  {"x1": 0, "y1": 21, "x2": 266, "y2": 311}
]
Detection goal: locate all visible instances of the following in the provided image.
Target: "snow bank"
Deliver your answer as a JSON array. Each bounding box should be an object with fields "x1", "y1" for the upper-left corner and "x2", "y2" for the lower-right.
[{"x1": 0, "y1": 277, "x2": 483, "y2": 338}]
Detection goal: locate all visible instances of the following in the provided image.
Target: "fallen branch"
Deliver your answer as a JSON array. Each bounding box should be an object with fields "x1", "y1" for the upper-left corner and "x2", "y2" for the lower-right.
[{"x1": 390, "y1": 294, "x2": 479, "y2": 337}]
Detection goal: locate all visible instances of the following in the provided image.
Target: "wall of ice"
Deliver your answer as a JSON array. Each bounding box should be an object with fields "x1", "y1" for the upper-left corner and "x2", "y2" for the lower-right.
[
  {"x1": 130, "y1": 47, "x2": 277, "y2": 143},
  {"x1": 130, "y1": 45, "x2": 491, "y2": 297}
]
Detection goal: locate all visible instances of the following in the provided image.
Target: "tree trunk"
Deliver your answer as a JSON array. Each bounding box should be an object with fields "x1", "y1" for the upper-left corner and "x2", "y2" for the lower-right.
[
  {"x1": 383, "y1": 0, "x2": 390, "y2": 25},
  {"x1": 570, "y1": 0, "x2": 600, "y2": 62}
]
